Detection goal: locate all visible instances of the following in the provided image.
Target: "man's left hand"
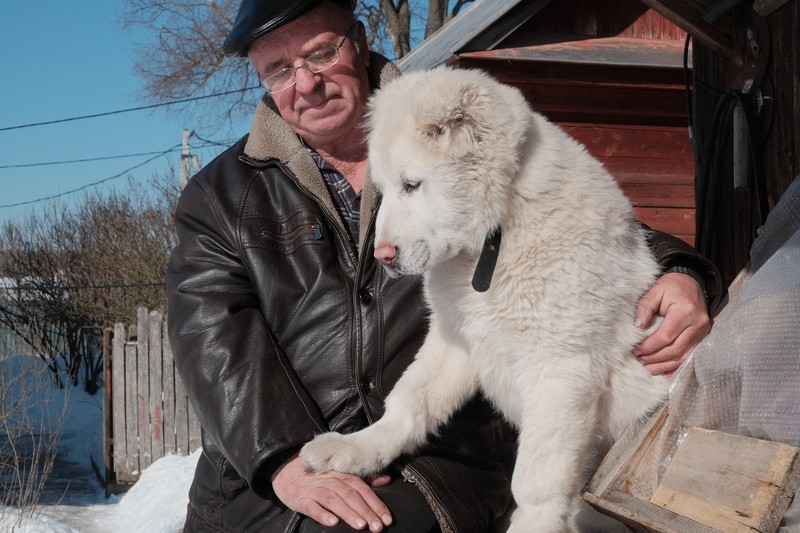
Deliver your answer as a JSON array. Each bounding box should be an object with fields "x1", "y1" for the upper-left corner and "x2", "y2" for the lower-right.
[{"x1": 635, "y1": 272, "x2": 711, "y2": 375}]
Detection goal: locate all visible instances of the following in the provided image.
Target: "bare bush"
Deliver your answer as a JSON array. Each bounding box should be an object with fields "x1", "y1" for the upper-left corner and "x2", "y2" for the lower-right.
[
  {"x1": 0, "y1": 175, "x2": 179, "y2": 393},
  {"x1": 0, "y1": 355, "x2": 65, "y2": 521}
]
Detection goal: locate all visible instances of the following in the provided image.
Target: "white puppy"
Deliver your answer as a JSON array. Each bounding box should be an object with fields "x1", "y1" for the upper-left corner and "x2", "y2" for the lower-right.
[{"x1": 301, "y1": 67, "x2": 668, "y2": 532}]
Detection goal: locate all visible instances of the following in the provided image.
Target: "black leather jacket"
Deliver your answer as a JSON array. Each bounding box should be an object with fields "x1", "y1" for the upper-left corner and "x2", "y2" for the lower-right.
[{"x1": 167, "y1": 54, "x2": 722, "y2": 533}]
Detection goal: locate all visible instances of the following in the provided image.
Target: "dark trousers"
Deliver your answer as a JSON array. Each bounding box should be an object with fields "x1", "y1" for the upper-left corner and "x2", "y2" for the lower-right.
[{"x1": 297, "y1": 480, "x2": 441, "y2": 533}]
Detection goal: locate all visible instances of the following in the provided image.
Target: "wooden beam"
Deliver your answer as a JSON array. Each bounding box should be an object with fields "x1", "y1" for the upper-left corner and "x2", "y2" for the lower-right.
[
  {"x1": 753, "y1": 0, "x2": 792, "y2": 16},
  {"x1": 636, "y1": 0, "x2": 735, "y2": 58},
  {"x1": 703, "y1": 0, "x2": 747, "y2": 22}
]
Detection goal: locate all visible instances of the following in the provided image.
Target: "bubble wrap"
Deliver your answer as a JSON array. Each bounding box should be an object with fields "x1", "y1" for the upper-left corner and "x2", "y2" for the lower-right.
[{"x1": 648, "y1": 176, "x2": 800, "y2": 530}]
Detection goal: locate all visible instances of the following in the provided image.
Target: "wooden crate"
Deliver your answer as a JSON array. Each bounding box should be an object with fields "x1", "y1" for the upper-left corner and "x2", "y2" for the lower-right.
[{"x1": 584, "y1": 406, "x2": 800, "y2": 532}]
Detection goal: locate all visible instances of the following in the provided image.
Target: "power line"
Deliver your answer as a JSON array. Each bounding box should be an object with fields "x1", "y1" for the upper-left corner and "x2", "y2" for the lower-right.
[
  {"x1": 190, "y1": 131, "x2": 238, "y2": 147},
  {"x1": 0, "y1": 149, "x2": 182, "y2": 170},
  {"x1": 0, "y1": 86, "x2": 260, "y2": 132},
  {"x1": 0, "y1": 144, "x2": 181, "y2": 209},
  {"x1": 0, "y1": 138, "x2": 237, "y2": 170}
]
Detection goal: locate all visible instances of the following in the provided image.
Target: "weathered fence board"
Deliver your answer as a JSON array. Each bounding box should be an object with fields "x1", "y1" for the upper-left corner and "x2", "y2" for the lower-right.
[
  {"x1": 161, "y1": 315, "x2": 177, "y2": 454},
  {"x1": 148, "y1": 309, "x2": 164, "y2": 466},
  {"x1": 105, "y1": 307, "x2": 200, "y2": 486}
]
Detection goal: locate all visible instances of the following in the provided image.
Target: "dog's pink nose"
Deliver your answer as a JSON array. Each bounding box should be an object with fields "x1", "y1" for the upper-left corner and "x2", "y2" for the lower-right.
[{"x1": 374, "y1": 241, "x2": 397, "y2": 266}]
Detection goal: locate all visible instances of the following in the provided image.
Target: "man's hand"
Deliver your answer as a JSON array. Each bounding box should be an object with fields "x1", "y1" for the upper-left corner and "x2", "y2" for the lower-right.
[
  {"x1": 635, "y1": 272, "x2": 711, "y2": 375},
  {"x1": 271, "y1": 453, "x2": 393, "y2": 532}
]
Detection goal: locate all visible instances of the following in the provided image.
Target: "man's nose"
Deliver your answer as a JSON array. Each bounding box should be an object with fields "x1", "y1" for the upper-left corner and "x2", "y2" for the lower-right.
[{"x1": 294, "y1": 66, "x2": 321, "y2": 93}]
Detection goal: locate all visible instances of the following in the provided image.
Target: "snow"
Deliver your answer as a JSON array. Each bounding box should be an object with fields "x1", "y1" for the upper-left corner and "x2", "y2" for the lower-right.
[{"x1": 0, "y1": 355, "x2": 199, "y2": 532}]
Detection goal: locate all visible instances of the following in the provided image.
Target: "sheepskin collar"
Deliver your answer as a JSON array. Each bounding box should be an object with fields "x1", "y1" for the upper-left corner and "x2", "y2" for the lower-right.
[{"x1": 243, "y1": 53, "x2": 400, "y2": 253}]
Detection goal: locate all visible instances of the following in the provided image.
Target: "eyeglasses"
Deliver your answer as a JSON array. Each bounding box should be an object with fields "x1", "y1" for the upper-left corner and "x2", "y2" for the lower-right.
[{"x1": 260, "y1": 23, "x2": 358, "y2": 94}]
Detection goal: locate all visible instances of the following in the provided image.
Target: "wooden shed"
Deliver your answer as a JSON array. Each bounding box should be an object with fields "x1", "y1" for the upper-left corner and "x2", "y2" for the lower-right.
[{"x1": 399, "y1": 0, "x2": 800, "y2": 288}]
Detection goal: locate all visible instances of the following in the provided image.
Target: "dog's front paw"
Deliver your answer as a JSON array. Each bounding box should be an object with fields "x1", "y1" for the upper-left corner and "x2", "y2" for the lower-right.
[{"x1": 300, "y1": 431, "x2": 388, "y2": 477}]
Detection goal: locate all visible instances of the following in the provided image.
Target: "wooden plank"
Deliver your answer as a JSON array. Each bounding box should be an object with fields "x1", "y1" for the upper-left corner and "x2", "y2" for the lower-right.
[
  {"x1": 623, "y1": 184, "x2": 695, "y2": 208},
  {"x1": 111, "y1": 323, "x2": 128, "y2": 482},
  {"x1": 585, "y1": 489, "x2": 719, "y2": 533},
  {"x1": 148, "y1": 309, "x2": 164, "y2": 464},
  {"x1": 102, "y1": 328, "x2": 113, "y2": 494},
  {"x1": 122, "y1": 335, "x2": 139, "y2": 482},
  {"x1": 650, "y1": 428, "x2": 800, "y2": 533},
  {"x1": 188, "y1": 398, "x2": 202, "y2": 452},
  {"x1": 563, "y1": 124, "x2": 694, "y2": 161},
  {"x1": 164, "y1": 310, "x2": 202, "y2": 452},
  {"x1": 634, "y1": 207, "x2": 695, "y2": 241},
  {"x1": 586, "y1": 404, "x2": 670, "y2": 498},
  {"x1": 479, "y1": 56, "x2": 687, "y2": 89},
  {"x1": 752, "y1": 0, "x2": 791, "y2": 16},
  {"x1": 597, "y1": 156, "x2": 695, "y2": 185},
  {"x1": 136, "y1": 307, "x2": 151, "y2": 471},
  {"x1": 610, "y1": 407, "x2": 678, "y2": 499},
  {"x1": 173, "y1": 355, "x2": 192, "y2": 455},
  {"x1": 162, "y1": 316, "x2": 178, "y2": 456},
  {"x1": 517, "y1": 83, "x2": 689, "y2": 126}
]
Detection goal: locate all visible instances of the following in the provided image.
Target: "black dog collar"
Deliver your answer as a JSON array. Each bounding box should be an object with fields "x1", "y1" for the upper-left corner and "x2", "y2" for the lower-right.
[{"x1": 471, "y1": 228, "x2": 502, "y2": 292}]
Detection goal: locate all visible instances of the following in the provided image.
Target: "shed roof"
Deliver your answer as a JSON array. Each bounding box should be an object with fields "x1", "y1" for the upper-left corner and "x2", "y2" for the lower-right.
[
  {"x1": 397, "y1": 0, "x2": 550, "y2": 72},
  {"x1": 396, "y1": 0, "x2": 733, "y2": 72}
]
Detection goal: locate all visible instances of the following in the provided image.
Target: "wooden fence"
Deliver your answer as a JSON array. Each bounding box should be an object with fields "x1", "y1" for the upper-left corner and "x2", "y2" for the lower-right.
[{"x1": 103, "y1": 307, "x2": 201, "y2": 487}]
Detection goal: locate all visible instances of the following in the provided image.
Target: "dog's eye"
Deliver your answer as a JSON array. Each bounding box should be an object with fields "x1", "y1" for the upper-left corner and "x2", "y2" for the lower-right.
[{"x1": 401, "y1": 181, "x2": 421, "y2": 194}]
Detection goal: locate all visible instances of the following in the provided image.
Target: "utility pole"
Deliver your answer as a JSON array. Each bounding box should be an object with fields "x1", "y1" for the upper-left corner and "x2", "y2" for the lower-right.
[{"x1": 180, "y1": 129, "x2": 202, "y2": 189}]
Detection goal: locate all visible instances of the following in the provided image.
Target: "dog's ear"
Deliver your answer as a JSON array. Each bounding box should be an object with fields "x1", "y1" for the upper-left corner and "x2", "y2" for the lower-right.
[{"x1": 420, "y1": 84, "x2": 484, "y2": 142}]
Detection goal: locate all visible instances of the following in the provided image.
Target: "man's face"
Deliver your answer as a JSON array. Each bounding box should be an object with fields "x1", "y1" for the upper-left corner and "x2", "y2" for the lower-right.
[{"x1": 248, "y1": 4, "x2": 370, "y2": 151}]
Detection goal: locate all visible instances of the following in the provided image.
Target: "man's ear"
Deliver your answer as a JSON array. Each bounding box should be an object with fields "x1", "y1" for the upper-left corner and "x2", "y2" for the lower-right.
[{"x1": 356, "y1": 21, "x2": 369, "y2": 66}]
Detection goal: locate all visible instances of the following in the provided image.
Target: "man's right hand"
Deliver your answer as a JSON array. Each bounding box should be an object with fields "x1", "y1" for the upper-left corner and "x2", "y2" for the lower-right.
[{"x1": 271, "y1": 453, "x2": 393, "y2": 532}]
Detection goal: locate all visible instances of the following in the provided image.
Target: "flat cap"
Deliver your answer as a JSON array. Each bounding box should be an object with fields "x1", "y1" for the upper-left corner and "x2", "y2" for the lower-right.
[{"x1": 223, "y1": 0, "x2": 357, "y2": 58}]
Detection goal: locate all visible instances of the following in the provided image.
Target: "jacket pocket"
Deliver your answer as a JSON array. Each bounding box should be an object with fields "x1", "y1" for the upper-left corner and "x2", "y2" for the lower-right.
[
  {"x1": 217, "y1": 456, "x2": 248, "y2": 501},
  {"x1": 242, "y1": 210, "x2": 325, "y2": 255}
]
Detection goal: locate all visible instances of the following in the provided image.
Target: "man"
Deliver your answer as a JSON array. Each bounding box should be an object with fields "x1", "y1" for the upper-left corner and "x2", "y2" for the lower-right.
[{"x1": 166, "y1": 1, "x2": 723, "y2": 531}]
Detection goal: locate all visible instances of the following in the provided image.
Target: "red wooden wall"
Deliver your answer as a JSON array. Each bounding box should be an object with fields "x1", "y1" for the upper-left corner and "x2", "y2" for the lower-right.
[{"x1": 456, "y1": 0, "x2": 697, "y2": 244}]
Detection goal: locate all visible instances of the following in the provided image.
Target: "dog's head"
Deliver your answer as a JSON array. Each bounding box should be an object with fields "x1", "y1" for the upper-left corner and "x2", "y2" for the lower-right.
[{"x1": 366, "y1": 67, "x2": 530, "y2": 277}]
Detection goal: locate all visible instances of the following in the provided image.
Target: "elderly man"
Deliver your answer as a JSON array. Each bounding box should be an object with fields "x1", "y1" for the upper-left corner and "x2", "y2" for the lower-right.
[{"x1": 166, "y1": 1, "x2": 722, "y2": 531}]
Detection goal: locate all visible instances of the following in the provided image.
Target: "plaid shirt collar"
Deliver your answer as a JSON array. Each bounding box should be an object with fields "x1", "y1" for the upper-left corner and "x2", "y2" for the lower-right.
[{"x1": 304, "y1": 143, "x2": 361, "y2": 249}]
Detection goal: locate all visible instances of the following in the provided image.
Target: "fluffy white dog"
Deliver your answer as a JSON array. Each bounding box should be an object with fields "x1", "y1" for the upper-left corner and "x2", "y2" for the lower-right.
[{"x1": 300, "y1": 67, "x2": 669, "y2": 532}]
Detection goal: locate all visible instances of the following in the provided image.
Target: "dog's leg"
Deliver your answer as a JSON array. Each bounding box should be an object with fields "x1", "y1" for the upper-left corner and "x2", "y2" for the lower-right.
[
  {"x1": 300, "y1": 319, "x2": 479, "y2": 477},
  {"x1": 507, "y1": 361, "x2": 602, "y2": 533}
]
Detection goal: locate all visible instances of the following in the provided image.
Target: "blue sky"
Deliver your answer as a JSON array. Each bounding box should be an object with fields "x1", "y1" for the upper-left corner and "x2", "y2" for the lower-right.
[{"x1": 0, "y1": 2, "x2": 251, "y2": 226}]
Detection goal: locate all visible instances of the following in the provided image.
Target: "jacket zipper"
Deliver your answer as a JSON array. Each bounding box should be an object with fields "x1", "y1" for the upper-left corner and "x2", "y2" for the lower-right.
[
  {"x1": 353, "y1": 209, "x2": 379, "y2": 424},
  {"x1": 402, "y1": 462, "x2": 457, "y2": 533}
]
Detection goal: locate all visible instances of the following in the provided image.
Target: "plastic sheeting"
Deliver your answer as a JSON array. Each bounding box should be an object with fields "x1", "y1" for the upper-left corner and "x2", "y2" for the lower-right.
[{"x1": 650, "y1": 176, "x2": 800, "y2": 530}]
